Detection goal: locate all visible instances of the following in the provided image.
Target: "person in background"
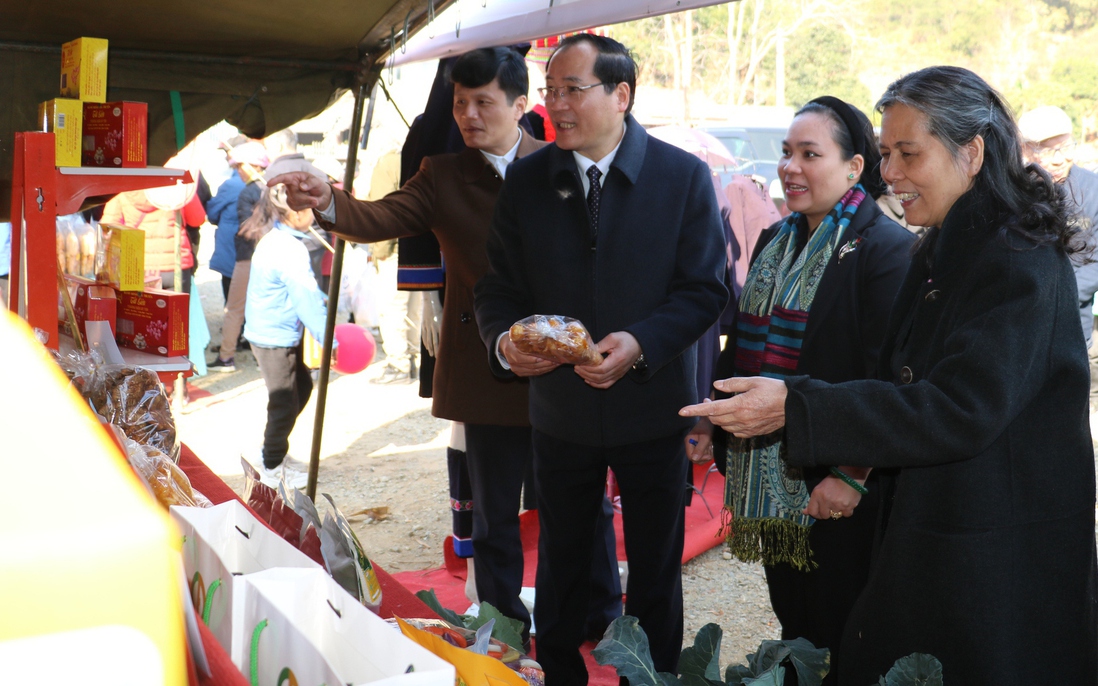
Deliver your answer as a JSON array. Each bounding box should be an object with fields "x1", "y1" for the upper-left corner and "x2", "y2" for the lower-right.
[
  {"x1": 686, "y1": 97, "x2": 914, "y2": 684},
  {"x1": 474, "y1": 35, "x2": 727, "y2": 681},
  {"x1": 0, "y1": 221, "x2": 10, "y2": 309},
  {"x1": 207, "y1": 142, "x2": 268, "y2": 372},
  {"x1": 1018, "y1": 105, "x2": 1098, "y2": 406},
  {"x1": 241, "y1": 183, "x2": 329, "y2": 489},
  {"x1": 246, "y1": 129, "x2": 331, "y2": 289},
  {"x1": 101, "y1": 187, "x2": 205, "y2": 293},
  {"x1": 273, "y1": 46, "x2": 623, "y2": 650},
  {"x1": 684, "y1": 65, "x2": 1097, "y2": 684}
]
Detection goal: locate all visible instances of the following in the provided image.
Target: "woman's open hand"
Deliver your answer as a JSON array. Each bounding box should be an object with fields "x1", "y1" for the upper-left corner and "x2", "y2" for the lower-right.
[{"x1": 679, "y1": 377, "x2": 787, "y2": 438}]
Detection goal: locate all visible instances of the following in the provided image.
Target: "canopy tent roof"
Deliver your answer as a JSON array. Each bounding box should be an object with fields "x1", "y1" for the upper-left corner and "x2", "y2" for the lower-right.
[
  {"x1": 0, "y1": 0, "x2": 454, "y2": 220},
  {"x1": 388, "y1": 0, "x2": 730, "y2": 67}
]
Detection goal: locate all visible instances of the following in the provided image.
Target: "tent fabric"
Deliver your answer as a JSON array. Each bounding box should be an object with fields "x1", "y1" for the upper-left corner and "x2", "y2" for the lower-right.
[
  {"x1": 388, "y1": 0, "x2": 732, "y2": 67},
  {"x1": 0, "y1": 0, "x2": 456, "y2": 221}
]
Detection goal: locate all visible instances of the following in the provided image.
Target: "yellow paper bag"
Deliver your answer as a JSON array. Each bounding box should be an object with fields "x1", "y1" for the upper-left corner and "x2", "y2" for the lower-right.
[{"x1": 395, "y1": 617, "x2": 528, "y2": 686}]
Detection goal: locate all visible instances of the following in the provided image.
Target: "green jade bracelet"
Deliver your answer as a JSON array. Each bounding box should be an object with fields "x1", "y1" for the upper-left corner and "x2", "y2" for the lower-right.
[{"x1": 830, "y1": 467, "x2": 869, "y2": 495}]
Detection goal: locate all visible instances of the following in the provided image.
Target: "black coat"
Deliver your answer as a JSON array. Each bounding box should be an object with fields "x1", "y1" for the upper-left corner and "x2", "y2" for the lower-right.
[
  {"x1": 784, "y1": 189, "x2": 1098, "y2": 684},
  {"x1": 713, "y1": 198, "x2": 916, "y2": 483},
  {"x1": 474, "y1": 116, "x2": 729, "y2": 447}
]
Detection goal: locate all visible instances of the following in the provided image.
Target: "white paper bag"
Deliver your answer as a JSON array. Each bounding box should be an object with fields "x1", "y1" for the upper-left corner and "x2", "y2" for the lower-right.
[
  {"x1": 238, "y1": 568, "x2": 454, "y2": 686},
  {"x1": 171, "y1": 501, "x2": 321, "y2": 663}
]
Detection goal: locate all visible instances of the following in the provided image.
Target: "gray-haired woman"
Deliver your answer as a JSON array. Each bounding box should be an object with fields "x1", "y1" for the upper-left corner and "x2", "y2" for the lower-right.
[{"x1": 683, "y1": 66, "x2": 1098, "y2": 683}]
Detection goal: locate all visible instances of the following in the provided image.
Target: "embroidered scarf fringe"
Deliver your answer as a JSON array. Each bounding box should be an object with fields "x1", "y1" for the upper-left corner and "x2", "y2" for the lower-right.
[{"x1": 724, "y1": 185, "x2": 866, "y2": 570}]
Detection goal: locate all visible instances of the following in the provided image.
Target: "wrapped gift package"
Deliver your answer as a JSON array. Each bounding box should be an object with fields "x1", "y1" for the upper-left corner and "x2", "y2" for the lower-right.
[
  {"x1": 115, "y1": 286, "x2": 188, "y2": 357},
  {"x1": 103, "y1": 222, "x2": 145, "y2": 292},
  {"x1": 38, "y1": 98, "x2": 83, "y2": 167},
  {"x1": 62, "y1": 274, "x2": 117, "y2": 336},
  {"x1": 59, "y1": 36, "x2": 108, "y2": 103},
  {"x1": 82, "y1": 101, "x2": 147, "y2": 167}
]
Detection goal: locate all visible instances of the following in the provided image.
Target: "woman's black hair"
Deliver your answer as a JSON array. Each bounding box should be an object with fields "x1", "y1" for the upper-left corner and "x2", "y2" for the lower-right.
[
  {"x1": 876, "y1": 65, "x2": 1078, "y2": 253},
  {"x1": 449, "y1": 47, "x2": 529, "y2": 104},
  {"x1": 795, "y1": 97, "x2": 887, "y2": 199}
]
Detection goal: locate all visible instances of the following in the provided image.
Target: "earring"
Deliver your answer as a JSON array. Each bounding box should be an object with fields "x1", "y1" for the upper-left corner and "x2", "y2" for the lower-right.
[{"x1": 848, "y1": 173, "x2": 856, "y2": 179}]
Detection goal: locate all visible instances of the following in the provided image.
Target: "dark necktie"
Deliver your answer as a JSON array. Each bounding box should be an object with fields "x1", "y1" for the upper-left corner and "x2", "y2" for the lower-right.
[{"x1": 586, "y1": 165, "x2": 602, "y2": 230}]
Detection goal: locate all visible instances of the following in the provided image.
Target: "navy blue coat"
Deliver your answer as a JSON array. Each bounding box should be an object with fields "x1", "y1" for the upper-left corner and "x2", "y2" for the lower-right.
[
  {"x1": 206, "y1": 173, "x2": 245, "y2": 277},
  {"x1": 784, "y1": 189, "x2": 1098, "y2": 684},
  {"x1": 474, "y1": 116, "x2": 729, "y2": 447}
]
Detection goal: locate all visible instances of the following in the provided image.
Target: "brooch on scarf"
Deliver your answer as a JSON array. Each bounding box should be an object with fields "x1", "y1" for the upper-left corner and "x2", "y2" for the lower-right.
[{"x1": 838, "y1": 237, "x2": 863, "y2": 262}]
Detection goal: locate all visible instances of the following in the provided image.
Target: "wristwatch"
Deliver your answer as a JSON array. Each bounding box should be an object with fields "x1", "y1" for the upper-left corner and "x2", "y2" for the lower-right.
[{"x1": 632, "y1": 353, "x2": 647, "y2": 374}]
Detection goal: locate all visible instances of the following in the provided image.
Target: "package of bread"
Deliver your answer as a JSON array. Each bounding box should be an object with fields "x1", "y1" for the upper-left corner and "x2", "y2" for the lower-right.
[
  {"x1": 82, "y1": 364, "x2": 179, "y2": 461},
  {"x1": 508, "y1": 314, "x2": 603, "y2": 366},
  {"x1": 122, "y1": 436, "x2": 211, "y2": 509}
]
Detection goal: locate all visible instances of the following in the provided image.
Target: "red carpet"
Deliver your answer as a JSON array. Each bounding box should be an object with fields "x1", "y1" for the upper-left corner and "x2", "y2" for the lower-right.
[{"x1": 393, "y1": 463, "x2": 727, "y2": 685}]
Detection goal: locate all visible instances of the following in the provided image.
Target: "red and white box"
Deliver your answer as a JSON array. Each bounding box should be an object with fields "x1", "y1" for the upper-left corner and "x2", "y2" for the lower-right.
[
  {"x1": 82, "y1": 101, "x2": 147, "y2": 167},
  {"x1": 115, "y1": 287, "x2": 188, "y2": 357},
  {"x1": 62, "y1": 275, "x2": 118, "y2": 337}
]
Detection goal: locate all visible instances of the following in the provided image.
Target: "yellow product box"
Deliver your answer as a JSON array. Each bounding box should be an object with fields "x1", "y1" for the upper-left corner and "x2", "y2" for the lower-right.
[
  {"x1": 60, "y1": 37, "x2": 108, "y2": 103},
  {"x1": 102, "y1": 222, "x2": 145, "y2": 292},
  {"x1": 38, "y1": 98, "x2": 83, "y2": 167}
]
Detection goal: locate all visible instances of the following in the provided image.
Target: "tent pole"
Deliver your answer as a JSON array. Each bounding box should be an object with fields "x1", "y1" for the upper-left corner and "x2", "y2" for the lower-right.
[{"x1": 306, "y1": 69, "x2": 381, "y2": 500}]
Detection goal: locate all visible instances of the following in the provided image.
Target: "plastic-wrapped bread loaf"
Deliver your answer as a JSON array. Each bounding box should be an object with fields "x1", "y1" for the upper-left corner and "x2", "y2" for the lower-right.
[{"x1": 508, "y1": 315, "x2": 603, "y2": 366}]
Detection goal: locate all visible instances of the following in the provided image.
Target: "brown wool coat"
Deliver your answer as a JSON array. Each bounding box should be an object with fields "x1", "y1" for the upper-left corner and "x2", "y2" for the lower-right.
[{"x1": 319, "y1": 135, "x2": 545, "y2": 425}]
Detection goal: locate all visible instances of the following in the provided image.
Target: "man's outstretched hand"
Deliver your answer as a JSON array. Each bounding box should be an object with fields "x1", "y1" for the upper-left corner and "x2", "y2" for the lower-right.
[{"x1": 268, "y1": 172, "x2": 333, "y2": 212}]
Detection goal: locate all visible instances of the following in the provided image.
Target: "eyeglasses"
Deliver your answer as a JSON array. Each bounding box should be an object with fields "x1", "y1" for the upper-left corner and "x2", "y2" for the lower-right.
[
  {"x1": 1029, "y1": 140, "x2": 1076, "y2": 161},
  {"x1": 537, "y1": 83, "x2": 608, "y2": 102}
]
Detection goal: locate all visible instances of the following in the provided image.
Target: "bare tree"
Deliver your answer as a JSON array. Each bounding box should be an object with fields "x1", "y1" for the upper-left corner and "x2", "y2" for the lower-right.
[{"x1": 728, "y1": 0, "x2": 868, "y2": 106}]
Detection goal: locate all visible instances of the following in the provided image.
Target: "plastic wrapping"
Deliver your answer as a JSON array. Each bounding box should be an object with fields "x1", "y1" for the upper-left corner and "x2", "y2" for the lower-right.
[
  {"x1": 508, "y1": 315, "x2": 602, "y2": 366},
  {"x1": 316, "y1": 493, "x2": 383, "y2": 612},
  {"x1": 56, "y1": 213, "x2": 96, "y2": 278},
  {"x1": 241, "y1": 459, "x2": 325, "y2": 566},
  {"x1": 82, "y1": 364, "x2": 179, "y2": 461},
  {"x1": 120, "y1": 433, "x2": 211, "y2": 509}
]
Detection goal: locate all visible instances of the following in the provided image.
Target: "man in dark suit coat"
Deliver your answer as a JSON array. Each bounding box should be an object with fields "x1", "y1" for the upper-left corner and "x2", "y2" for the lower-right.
[
  {"x1": 272, "y1": 48, "x2": 621, "y2": 645},
  {"x1": 474, "y1": 35, "x2": 728, "y2": 682}
]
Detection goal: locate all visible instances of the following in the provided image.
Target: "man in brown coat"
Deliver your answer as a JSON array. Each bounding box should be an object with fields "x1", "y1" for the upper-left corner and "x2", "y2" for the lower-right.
[{"x1": 272, "y1": 47, "x2": 622, "y2": 645}]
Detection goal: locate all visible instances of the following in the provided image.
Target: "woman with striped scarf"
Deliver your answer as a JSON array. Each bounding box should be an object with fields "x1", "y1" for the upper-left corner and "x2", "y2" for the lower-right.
[{"x1": 685, "y1": 96, "x2": 914, "y2": 682}]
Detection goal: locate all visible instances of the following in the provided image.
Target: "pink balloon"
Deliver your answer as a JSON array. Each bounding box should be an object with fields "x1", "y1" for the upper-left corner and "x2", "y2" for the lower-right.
[{"x1": 332, "y1": 323, "x2": 375, "y2": 374}]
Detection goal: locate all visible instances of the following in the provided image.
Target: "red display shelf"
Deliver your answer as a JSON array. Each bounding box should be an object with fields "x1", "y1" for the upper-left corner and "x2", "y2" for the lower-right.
[
  {"x1": 56, "y1": 166, "x2": 192, "y2": 216},
  {"x1": 8, "y1": 131, "x2": 191, "y2": 348}
]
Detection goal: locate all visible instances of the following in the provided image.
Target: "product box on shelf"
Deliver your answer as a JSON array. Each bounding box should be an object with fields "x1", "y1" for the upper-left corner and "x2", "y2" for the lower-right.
[
  {"x1": 38, "y1": 98, "x2": 83, "y2": 167},
  {"x1": 115, "y1": 287, "x2": 188, "y2": 357},
  {"x1": 61, "y1": 275, "x2": 117, "y2": 337},
  {"x1": 82, "y1": 101, "x2": 147, "y2": 167},
  {"x1": 101, "y1": 222, "x2": 144, "y2": 292},
  {"x1": 60, "y1": 37, "x2": 108, "y2": 103}
]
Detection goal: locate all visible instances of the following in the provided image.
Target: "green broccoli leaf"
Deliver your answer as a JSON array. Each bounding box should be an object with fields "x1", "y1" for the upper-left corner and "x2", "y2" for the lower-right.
[
  {"x1": 592, "y1": 616, "x2": 663, "y2": 686},
  {"x1": 744, "y1": 664, "x2": 785, "y2": 686},
  {"x1": 465, "y1": 601, "x2": 525, "y2": 653},
  {"x1": 725, "y1": 664, "x2": 757, "y2": 686},
  {"x1": 878, "y1": 653, "x2": 943, "y2": 686},
  {"x1": 782, "y1": 637, "x2": 830, "y2": 686},
  {"x1": 414, "y1": 589, "x2": 469, "y2": 627},
  {"x1": 678, "y1": 623, "x2": 723, "y2": 686},
  {"x1": 747, "y1": 641, "x2": 792, "y2": 674}
]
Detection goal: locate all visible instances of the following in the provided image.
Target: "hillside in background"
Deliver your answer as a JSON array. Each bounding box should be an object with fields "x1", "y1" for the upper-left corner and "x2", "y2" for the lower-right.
[{"x1": 615, "y1": 0, "x2": 1098, "y2": 140}]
